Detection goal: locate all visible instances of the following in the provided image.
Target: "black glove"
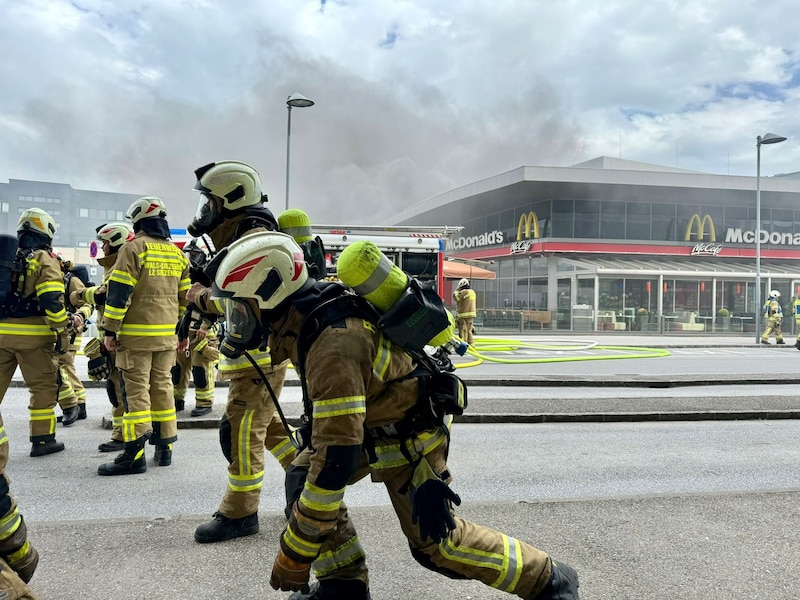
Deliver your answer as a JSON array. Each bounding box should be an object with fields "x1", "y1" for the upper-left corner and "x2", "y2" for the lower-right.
[
  {"x1": 410, "y1": 458, "x2": 461, "y2": 543},
  {"x1": 87, "y1": 355, "x2": 111, "y2": 381}
]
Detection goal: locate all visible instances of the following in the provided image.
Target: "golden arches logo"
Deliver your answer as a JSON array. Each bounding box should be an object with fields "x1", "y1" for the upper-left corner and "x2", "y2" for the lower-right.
[
  {"x1": 516, "y1": 212, "x2": 540, "y2": 241},
  {"x1": 684, "y1": 214, "x2": 716, "y2": 242}
]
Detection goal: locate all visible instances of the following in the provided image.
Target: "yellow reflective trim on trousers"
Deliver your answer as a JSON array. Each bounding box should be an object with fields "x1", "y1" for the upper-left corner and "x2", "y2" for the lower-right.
[
  {"x1": 283, "y1": 523, "x2": 322, "y2": 560},
  {"x1": 227, "y1": 470, "x2": 264, "y2": 493},
  {"x1": 30, "y1": 408, "x2": 56, "y2": 420},
  {"x1": 150, "y1": 407, "x2": 176, "y2": 422},
  {"x1": 123, "y1": 411, "x2": 150, "y2": 424},
  {"x1": 269, "y1": 437, "x2": 295, "y2": 463},
  {"x1": 0, "y1": 427, "x2": 7, "y2": 446},
  {"x1": 195, "y1": 388, "x2": 215, "y2": 401},
  {"x1": 372, "y1": 333, "x2": 392, "y2": 381},
  {"x1": 109, "y1": 270, "x2": 137, "y2": 286},
  {"x1": 237, "y1": 410, "x2": 255, "y2": 475},
  {"x1": 7, "y1": 540, "x2": 30, "y2": 563},
  {"x1": 371, "y1": 420, "x2": 451, "y2": 470},
  {"x1": 313, "y1": 535, "x2": 366, "y2": 577},
  {"x1": 0, "y1": 508, "x2": 21, "y2": 540},
  {"x1": 312, "y1": 396, "x2": 366, "y2": 420},
  {"x1": 299, "y1": 481, "x2": 345, "y2": 514},
  {"x1": 0, "y1": 323, "x2": 53, "y2": 335},
  {"x1": 119, "y1": 323, "x2": 176, "y2": 336},
  {"x1": 112, "y1": 415, "x2": 123, "y2": 428},
  {"x1": 440, "y1": 533, "x2": 522, "y2": 593},
  {"x1": 457, "y1": 311, "x2": 477, "y2": 318},
  {"x1": 35, "y1": 281, "x2": 64, "y2": 294}
]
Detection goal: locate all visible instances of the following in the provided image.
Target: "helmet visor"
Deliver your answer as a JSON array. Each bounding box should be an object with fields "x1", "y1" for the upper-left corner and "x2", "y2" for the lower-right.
[
  {"x1": 222, "y1": 298, "x2": 262, "y2": 353},
  {"x1": 190, "y1": 193, "x2": 221, "y2": 234}
]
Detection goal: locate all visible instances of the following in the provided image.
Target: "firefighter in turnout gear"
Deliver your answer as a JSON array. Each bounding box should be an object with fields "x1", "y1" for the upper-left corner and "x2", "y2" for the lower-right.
[
  {"x1": 172, "y1": 242, "x2": 219, "y2": 417},
  {"x1": 211, "y1": 231, "x2": 580, "y2": 600},
  {"x1": 97, "y1": 198, "x2": 190, "y2": 475},
  {"x1": 185, "y1": 161, "x2": 296, "y2": 544},
  {"x1": 453, "y1": 278, "x2": 477, "y2": 346},
  {"x1": 56, "y1": 257, "x2": 94, "y2": 426},
  {"x1": 0, "y1": 208, "x2": 70, "y2": 458},
  {"x1": 70, "y1": 222, "x2": 134, "y2": 452},
  {"x1": 761, "y1": 290, "x2": 784, "y2": 345}
]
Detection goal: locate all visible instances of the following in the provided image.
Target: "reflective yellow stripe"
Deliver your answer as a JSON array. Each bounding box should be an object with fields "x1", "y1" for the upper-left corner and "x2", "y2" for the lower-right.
[
  {"x1": 7, "y1": 540, "x2": 30, "y2": 563},
  {"x1": 313, "y1": 536, "x2": 366, "y2": 578},
  {"x1": 372, "y1": 332, "x2": 392, "y2": 381},
  {"x1": 269, "y1": 437, "x2": 296, "y2": 463},
  {"x1": 0, "y1": 323, "x2": 53, "y2": 335},
  {"x1": 227, "y1": 470, "x2": 264, "y2": 493},
  {"x1": 283, "y1": 523, "x2": 322, "y2": 560},
  {"x1": 237, "y1": 410, "x2": 255, "y2": 475},
  {"x1": 440, "y1": 533, "x2": 523, "y2": 593},
  {"x1": 299, "y1": 482, "x2": 345, "y2": 514},
  {"x1": 0, "y1": 427, "x2": 7, "y2": 446},
  {"x1": 119, "y1": 323, "x2": 176, "y2": 336},
  {"x1": 150, "y1": 407, "x2": 176, "y2": 422},
  {"x1": 179, "y1": 278, "x2": 191, "y2": 292},
  {"x1": 109, "y1": 270, "x2": 137, "y2": 286},
  {"x1": 312, "y1": 396, "x2": 366, "y2": 419},
  {"x1": 0, "y1": 508, "x2": 21, "y2": 540},
  {"x1": 219, "y1": 351, "x2": 271, "y2": 372},
  {"x1": 371, "y1": 419, "x2": 452, "y2": 470},
  {"x1": 36, "y1": 281, "x2": 64, "y2": 294},
  {"x1": 104, "y1": 305, "x2": 127, "y2": 321}
]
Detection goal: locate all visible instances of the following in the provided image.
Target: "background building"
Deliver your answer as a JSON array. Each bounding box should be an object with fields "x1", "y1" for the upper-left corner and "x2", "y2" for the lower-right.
[{"x1": 393, "y1": 157, "x2": 800, "y2": 334}]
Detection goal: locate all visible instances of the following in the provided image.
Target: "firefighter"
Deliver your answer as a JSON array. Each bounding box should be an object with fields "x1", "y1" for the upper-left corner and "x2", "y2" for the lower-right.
[
  {"x1": 761, "y1": 290, "x2": 784, "y2": 345},
  {"x1": 172, "y1": 242, "x2": 219, "y2": 417},
  {"x1": 0, "y1": 208, "x2": 70, "y2": 458},
  {"x1": 185, "y1": 160, "x2": 296, "y2": 543},
  {"x1": 70, "y1": 222, "x2": 134, "y2": 452},
  {"x1": 97, "y1": 198, "x2": 190, "y2": 476},
  {"x1": 211, "y1": 231, "x2": 580, "y2": 600},
  {"x1": 793, "y1": 295, "x2": 800, "y2": 349},
  {"x1": 56, "y1": 257, "x2": 94, "y2": 426},
  {"x1": 452, "y1": 278, "x2": 477, "y2": 346}
]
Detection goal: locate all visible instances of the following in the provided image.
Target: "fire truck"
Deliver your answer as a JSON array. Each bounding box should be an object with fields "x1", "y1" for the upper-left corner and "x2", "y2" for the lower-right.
[{"x1": 312, "y1": 224, "x2": 462, "y2": 299}]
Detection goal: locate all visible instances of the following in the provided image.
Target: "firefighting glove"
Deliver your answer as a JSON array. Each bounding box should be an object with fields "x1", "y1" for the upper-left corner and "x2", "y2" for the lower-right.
[
  {"x1": 269, "y1": 549, "x2": 311, "y2": 593},
  {"x1": 410, "y1": 457, "x2": 461, "y2": 544},
  {"x1": 87, "y1": 355, "x2": 111, "y2": 381},
  {"x1": 53, "y1": 329, "x2": 70, "y2": 355}
]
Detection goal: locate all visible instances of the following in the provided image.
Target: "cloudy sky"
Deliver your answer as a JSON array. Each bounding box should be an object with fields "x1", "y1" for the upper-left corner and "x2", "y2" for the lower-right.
[{"x1": 2, "y1": 0, "x2": 799, "y2": 228}]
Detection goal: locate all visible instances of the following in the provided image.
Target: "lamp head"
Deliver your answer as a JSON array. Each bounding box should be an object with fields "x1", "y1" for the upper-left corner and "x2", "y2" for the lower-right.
[
  {"x1": 287, "y1": 93, "x2": 315, "y2": 108},
  {"x1": 758, "y1": 133, "x2": 787, "y2": 146}
]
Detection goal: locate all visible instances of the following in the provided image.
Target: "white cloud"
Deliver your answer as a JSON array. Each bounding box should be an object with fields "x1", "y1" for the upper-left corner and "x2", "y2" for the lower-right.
[{"x1": 1, "y1": 0, "x2": 798, "y2": 227}]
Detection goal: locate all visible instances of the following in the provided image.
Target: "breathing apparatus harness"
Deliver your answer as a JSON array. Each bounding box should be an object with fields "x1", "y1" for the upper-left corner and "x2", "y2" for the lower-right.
[{"x1": 0, "y1": 234, "x2": 49, "y2": 320}]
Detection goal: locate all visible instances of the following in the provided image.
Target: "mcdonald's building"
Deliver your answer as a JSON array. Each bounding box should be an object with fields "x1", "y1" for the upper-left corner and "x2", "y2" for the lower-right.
[{"x1": 393, "y1": 156, "x2": 800, "y2": 334}]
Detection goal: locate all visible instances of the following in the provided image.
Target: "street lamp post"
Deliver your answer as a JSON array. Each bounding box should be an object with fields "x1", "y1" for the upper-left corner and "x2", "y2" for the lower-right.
[
  {"x1": 284, "y1": 92, "x2": 315, "y2": 213},
  {"x1": 755, "y1": 132, "x2": 787, "y2": 344}
]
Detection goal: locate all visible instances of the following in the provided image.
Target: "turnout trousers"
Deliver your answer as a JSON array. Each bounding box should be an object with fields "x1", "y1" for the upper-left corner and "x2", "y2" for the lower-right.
[
  {"x1": 0, "y1": 334, "x2": 59, "y2": 443},
  {"x1": 456, "y1": 317, "x2": 475, "y2": 346},
  {"x1": 218, "y1": 362, "x2": 295, "y2": 519},
  {"x1": 56, "y1": 347, "x2": 85, "y2": 410},
  {"x1": 173, "y1": 347, "x2": 216, "y2": 408},
  {"x1": 304, "y1": 441, "x2": 553, "y2": 599},
  {"x1": 106, "y1": 353, "x2": 125, "y2": 442},
  {"x1": 115, "y1": 348, "x2": 177, "y2": 445}
]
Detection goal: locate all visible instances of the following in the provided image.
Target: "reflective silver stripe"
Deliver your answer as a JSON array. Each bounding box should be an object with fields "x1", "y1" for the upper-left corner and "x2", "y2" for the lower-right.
[
  {"x1": 312, "y1": 535, "x2": 366, "y2": 577},
  {"x1": 282, "y1": 225, "x2": 312, "y2": 239},
  {"x1": 351, "y1": 253, "x2": 393, "y2": 297}
]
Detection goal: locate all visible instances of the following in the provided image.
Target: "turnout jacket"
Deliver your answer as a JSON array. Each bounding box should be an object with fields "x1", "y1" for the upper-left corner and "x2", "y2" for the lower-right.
[
  {"x1": 269, "y1": 304, "x2": 451, "y2": 562},
  {"x1": 0, "y1": 248, "x2": 67, "y2": 339},
  {"x1": 453, "y1": 288, "x2": 477, "y2": 319},
  {"x1": 101, "y1": 232, "x2": 189, "y2": 351},
  {"x1": 71, "y1": 254, "x2": 115, "y2": 335}
]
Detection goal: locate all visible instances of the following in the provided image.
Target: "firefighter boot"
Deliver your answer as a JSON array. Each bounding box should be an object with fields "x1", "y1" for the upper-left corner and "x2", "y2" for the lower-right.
[
  {"x1": 61, "y1": 405, "x2": 80, "y2": 427},
  {"x1": 190, "y1": 406, "x2": 212, "y2": 417},
  {"x1": 288, "y1": 580, "x2": 372, "y2": 600},
  {"x1": 194, "y1": 511, "x2": 259, "y2": 543},
  {"x1": 97, "y1": 437, "x2": 147, "y2": 476},
  {"x1": 175, "y1": 399, "x2": 185, "y2": 412},
  {"x1": 531, "y1": 558, "x2": 580, "y2": 600},
  {"x1": 30, "y1": 439, "x2": 65, "y2": 457},
  {"x1": 77, "y1": 403, "x2": 87, "y2": 420},
  {"x1": 154, "y1": 444, "x2": 172, "y2": 466},
  {"x1": 98, "y1": 439, "x2": 124, "y2": 452}
]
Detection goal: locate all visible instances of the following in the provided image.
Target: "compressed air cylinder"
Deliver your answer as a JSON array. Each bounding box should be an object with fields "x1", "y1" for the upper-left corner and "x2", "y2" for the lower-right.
[
  {"x1": 277, "y1": 209, "x2": 314, "y2": 243},
  {"x1": 337, "y1": 240, "x2": 457, "y2": 349}
]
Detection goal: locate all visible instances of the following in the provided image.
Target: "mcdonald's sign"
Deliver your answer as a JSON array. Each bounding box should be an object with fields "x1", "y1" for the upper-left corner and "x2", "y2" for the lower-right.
[
  {"x1": 516, "y1": 211, "x2": 540, "y2": 241},
  {"x1": 684, "y1": 214, "x2": 716, "y2": 241}
]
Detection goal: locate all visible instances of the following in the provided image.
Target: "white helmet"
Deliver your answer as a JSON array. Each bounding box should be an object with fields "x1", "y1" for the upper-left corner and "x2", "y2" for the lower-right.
[
  {"x1": 18, "y1": 208, "x2": 57, "y2": 239},
  {"x1": 189, "y1": 161, "x2": 263, "y2": 236},
  {"x1": 769, "y1": 290, "x2": 781, "y2": 299},
  {"x1": 210, "y1": 231, "x2": 310, "y2": 310},
  {"x1": 457, "y1": 278, "x2": 470, "y2": 289},
  {"x1": 126, "y1": 196, "x2": 167, "y2": 224},
  {"x1": 96, "y1": 222, "x2": 134, "y2": 250}
]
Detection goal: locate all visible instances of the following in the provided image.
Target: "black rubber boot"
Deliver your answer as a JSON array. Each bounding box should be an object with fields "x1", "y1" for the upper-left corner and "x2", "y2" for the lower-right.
[
  {"x1": 175, "y1": 399, "x2": 185, "y2": 412},
  {"x1": 777, "y1": 339, "x2": 786, "y2": 345},
  {"x1": 288, "y1": 580, "x2": 372, "y2": 600},
  {"x1": 531, "y1": 559, "x2": 580, "y2": 600},
  {"x1": 77, "y1": 403, "x2": 87, "y2": 420},
  {"x1": 795, "y1": 340, "x2": 800, "y2": 351},
  {"x1": 30, "y1": 439, "x2": 65, "y2": 457},
  {"x1": 154, "y1": 444, "x2": 172, "y2": 466},
  {"x1": 98, "y1": 439, "x2": 124, "y2": 452},
  {"x1": 194, "y1": 512, "x2": 259, "y2": 543},
  {"x1": 61, "y1": 405, "x2": 80, "y2": 427},
  {"x1": 98, "y1": 438, "x2": 147, "y2": 476},
  {"x1": 190, "y1": 406, "x2": 212, "y2": 417}
]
